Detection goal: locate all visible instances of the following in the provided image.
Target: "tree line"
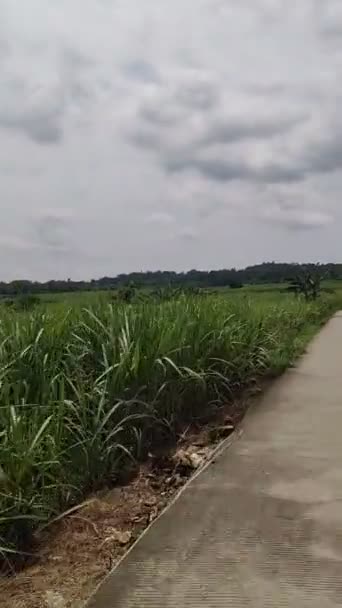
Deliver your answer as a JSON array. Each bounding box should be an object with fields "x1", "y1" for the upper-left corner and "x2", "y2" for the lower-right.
[{"x1": 0, "y1": 263, "x2": 341, "y2": 296}]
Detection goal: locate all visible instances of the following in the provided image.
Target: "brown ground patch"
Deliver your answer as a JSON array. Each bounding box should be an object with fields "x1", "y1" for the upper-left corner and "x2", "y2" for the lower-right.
[{"x1": 0, "y1": 398, "x2": 249, "y2": 608}]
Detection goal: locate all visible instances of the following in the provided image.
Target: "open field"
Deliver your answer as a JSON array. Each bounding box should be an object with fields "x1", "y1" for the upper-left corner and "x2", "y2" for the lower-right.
[
  {"x1": 16, "y1": 278, "x2": 342, "y2": 304},
  {"x1": 0, "y1": 289, "x2": 341, "y2": 567}
]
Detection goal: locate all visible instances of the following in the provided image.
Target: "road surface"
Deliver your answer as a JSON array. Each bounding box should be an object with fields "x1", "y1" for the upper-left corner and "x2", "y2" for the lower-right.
[{"x1": 87, "y1": 313, "x2": 342, "y2": 607}]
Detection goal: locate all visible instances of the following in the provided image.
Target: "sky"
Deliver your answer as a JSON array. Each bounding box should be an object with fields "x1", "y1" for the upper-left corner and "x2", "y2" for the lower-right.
[{"x1": 1, "y1": 0, "x2": 342, "y2": 280}]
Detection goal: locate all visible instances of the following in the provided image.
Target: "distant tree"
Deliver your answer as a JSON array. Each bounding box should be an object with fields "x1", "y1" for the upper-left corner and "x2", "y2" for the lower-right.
[
  {"x1": 117, "y1": 282, "x2": 136, "y2": 303},
  {"x1": 288, "y1": 266, "x2": 323, "y2": 301}
]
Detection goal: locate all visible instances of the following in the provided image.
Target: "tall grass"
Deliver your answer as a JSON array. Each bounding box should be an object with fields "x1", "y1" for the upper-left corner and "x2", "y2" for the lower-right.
[{"x1": 0, "y1": 292, "x2": 338, "y2": 562}]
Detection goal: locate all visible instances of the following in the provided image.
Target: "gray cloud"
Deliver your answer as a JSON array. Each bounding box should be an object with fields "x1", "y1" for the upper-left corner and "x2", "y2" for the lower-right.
[
  {"x1": 0, "y1": 0, "x2": 342, "y2": 280},
  {"x1": 130, "y1": 71, "x2": 220, "y2": 135},
  {"x1": 0, "y1": 211, "x2": 75, "y2": 261},
  {"x1": 303, "y1": 128, "x2": 342, "y2": 175},
  {"x1": 128, "y1": 127, "x2": 162, "y2": 150},
  {"x1": 319, "y1": 23, "x2": 342, "y2": 39},
  {"x1": 314, "y1": 1, "x2": 342, "y2": 39},
  {"x1": 36, "y1": 217, "x2": 68, "y2": 249},
  {"x1": 139, "y1": 103, "x2": 187, "y2": 128},
  {"x1": 0, "y1": 40, "x2": 94, "y2": 144},
  {"x1": 245, "y1": 82, "x2": 289, "y2": 97},
  {"x1": 145, "y1": 212, "x2": 175, "y2": 226},
  {"x1": 62, "y1": 47, "x2": 94, "y2": 71},
  {"x1": 198, "y1": 112, "x2": 307, "y2": 146},
  {"x1": 125, "y1": 67, "x2": 314, "y2": 187},
  {"x1": 262, "y1": 206, "x2": 333, "y2": 231},
  {"x1": 256, "y1": 181, "x2": 336, "y2": 231},
  {"x1": 123, "y1": 60, "x2": 161, "y2": 83},
  {"x1": 174, "y1": 78, "x2": 218, "y2": 111},
  {"x1": 177, "y1": 227, "x2": 199, "y2": 241},
  {"x1": 0, "y1": 86, "x2": 64, "y2": 143},
  {"x1": 32, "y1": 211, "x2": 74, "y2": 252},
  {"x1": 126, "y1": 68, "x2": 342, "y2": 189},
  {"x1": 0, "y1": 38, "x2": 9, "y2": 62},
  {"x1": 164, "y1": 155, "x2": 305, "y2": 184}
]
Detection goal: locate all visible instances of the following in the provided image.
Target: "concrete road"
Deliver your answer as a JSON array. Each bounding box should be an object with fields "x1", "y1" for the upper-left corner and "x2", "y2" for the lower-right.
[{"x1": 87, "y1": 313, "x2": 342, "y2": 607}]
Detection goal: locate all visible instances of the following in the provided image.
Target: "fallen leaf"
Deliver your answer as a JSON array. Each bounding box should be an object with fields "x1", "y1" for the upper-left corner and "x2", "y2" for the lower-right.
[
  {"x1": 117, "y1": 530, "x2": 132, "y2": 545},
  {"x1": 100, "y1": 529, "x2": 132, "y2": 548},
  {"x1": 189, "y1": 453, "x2": 203, "y2": 469},
  {"x1": 173, "y1": 448, "x2": 204, "y2": 470}
]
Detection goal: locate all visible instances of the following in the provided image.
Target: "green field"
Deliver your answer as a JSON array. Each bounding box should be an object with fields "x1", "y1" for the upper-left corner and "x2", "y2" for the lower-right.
[{"x1": 0, "y1": 288, "x2": 341, "y2": 563}]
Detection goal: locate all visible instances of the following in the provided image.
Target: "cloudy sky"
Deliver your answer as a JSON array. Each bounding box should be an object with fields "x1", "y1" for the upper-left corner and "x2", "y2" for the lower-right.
[{"x1": 1, "y1": 0, "x2": 342, "y2": 280}]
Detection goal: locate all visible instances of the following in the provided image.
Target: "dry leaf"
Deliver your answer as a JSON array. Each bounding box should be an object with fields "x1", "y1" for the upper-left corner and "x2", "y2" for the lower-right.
[
  {"x1": 173, "y1": 448, "x2": 204, "y2": 469},
  {"x1": 100, "y1": 529, "x2": 132, "y2": 549},
  {"x1": 189, "y1": 453, "x2": 203, "y2": 468}
]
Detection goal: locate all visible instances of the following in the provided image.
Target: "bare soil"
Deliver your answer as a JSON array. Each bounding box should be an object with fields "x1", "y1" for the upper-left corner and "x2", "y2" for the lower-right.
[{"x1": 0, "y1": 398, "x2": 249, "y2": 608}]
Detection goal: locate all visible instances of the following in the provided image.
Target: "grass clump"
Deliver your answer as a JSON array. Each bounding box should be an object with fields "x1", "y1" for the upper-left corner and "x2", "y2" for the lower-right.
[{"x1": 0, "y1": 292, "x2": 339, "y2": 565}]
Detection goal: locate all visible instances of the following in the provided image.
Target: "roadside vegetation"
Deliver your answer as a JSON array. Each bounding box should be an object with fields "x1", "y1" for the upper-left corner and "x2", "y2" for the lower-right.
[{"x1": 0, "y1": 289, "x2": 340, "y2": 567}]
